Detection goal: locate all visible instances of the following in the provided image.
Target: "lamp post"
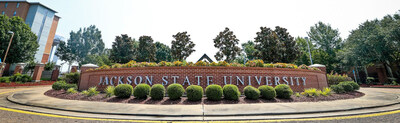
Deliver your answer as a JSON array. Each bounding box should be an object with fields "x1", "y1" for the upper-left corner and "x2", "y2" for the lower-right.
[
  {"x1": 304, "y1": 37, "x2": 313, "y2": 65},
  {"x1": 0, "y1": 31, "x2": 14, "y2": 77}
]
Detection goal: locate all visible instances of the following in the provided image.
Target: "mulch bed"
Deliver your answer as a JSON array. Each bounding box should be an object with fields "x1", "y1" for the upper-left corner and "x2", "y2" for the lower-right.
[
  {"x1": 0, "y1": 81, "x2": 55, "y2": 87},
  {"x1": 45, "y1": 90, "x2": 365, "y2": 105}
]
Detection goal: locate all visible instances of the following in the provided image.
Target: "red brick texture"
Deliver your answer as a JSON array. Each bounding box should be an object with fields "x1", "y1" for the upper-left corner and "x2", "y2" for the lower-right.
[
  {"x1": 79, "y1": 67, "x2": 328, "y2": 92},
  {"x1": 32, "y1": 64, "x2": 45, "y2": 82}
]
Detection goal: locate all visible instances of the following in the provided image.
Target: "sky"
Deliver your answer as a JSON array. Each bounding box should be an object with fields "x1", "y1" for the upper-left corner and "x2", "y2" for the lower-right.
[{"x1": 30, "y1": 0, "x2": 400, "y2": 63}]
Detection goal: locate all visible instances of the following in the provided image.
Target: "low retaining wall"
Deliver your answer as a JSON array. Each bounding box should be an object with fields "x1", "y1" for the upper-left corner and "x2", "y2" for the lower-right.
[{"x1": 78, "y1": 67, "x2": 328, "y2": 92}]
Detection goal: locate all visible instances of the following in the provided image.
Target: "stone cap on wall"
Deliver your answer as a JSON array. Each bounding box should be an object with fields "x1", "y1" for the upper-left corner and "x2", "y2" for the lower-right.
[
  {"x1": 81, "y1": 64, "x2": 99, "y2": 68},
  {"x1": 309, "y1": 64, "x2": 326, "y2": 67}
]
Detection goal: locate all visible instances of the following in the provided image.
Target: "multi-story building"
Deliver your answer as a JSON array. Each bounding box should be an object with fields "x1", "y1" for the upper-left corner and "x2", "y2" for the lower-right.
[
  {"x1": 0, "y1": 0, "x2": 60, "y2": 64},
  {"x1": 0, "y1": 0, "x2": 60, "y2": 74}
]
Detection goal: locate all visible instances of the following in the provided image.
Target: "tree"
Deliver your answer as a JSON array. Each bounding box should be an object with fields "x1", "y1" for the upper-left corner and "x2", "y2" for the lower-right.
[
  {"x1": 213, "y1": 27, "x2": 242, "y2": 62},
  {"x1": 275, "y1": 26, "x2": 298, "y2": 63},
  {"x1": 0, "y1": 15, "x2": 39, "y2": 64},
  {"x1": 57, "y1": 25, "x2": 105, "y2": 66},
  {"x1": 171, "y1": 32, "x2": 196, "y2": 61},
  {"x1": 137, "y1": 36, "x2": 156, "y2": 62},
  {"x1": 82, "y1": 54, "x2": 112, "y2": 67},
  {"x1": 155, "y1": 42, "x2": 173, "y2": 62},
  {"x1": 241, "y1": 41, "x2": 258, "y2": 60},
  {"x1": 254, "y1": 26, "x2": 298, "y2": 63},
  {"x1": 307, "y1": 22, "x2": 343, "y2": 72},
  {"x1": 110, "y1": 34, "x2": 136, "y2": 63}
]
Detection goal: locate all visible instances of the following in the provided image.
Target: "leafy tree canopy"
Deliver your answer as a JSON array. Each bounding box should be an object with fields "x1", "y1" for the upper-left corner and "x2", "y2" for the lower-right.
[
  {"x1": 155, "y1": 42, "x2": 173, "y2": 62},
  {"x1": 0, "y1": 15, "x2": 38, "y2": 64},
  {"x1": 213, "y1": 27, "x2": 242, "y2": 62},
  {"x1": 110, "y1": 34, "x2": 137, "y2": 63},
  {"x1": 171, "y1": 31, "x2": 195, "y2": 61},
  {"x1": 137, "y1": 36, "x2": 156, "y2": 62}
]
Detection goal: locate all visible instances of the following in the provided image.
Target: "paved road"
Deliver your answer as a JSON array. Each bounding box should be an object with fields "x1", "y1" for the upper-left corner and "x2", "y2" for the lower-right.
[
  {"x1": 1, "y1": 86, "x2": 400, "y2": 123},
  {"x1": 1, "y1": 108, "x2": 400, "y2": 123}
]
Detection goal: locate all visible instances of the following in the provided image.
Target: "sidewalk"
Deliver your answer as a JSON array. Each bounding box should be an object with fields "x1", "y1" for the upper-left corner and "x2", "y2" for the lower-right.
[{"x1": 7, "y1": 87, "x2": 400, "y2": 117}]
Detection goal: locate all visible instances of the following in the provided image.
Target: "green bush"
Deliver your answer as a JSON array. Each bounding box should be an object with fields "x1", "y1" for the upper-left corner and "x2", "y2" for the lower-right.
[
  {"x1": 338, "y1": 82, "x2": 354, "y2": 92},
  {"x1": 223, "y1": 84, "x2": 241, "y2": 100},
  {"x1": 133, "y1": 84, "x2": 151, "y2": 99},
  {"x1": 327, "y1": 73, "x2": 353, "y2": 85},
  {"x1": 186, "y1": 85, "x2": 203, "y2": 101},
  {"x1": 104, "y1": 86, "x2": 115, "y2": 97},
  {"x1": 114, "y1": 84, "x2": 133, "y2": 98},
  {"x1": 64, "y1": 72, "x2": 80, "y2": 84},
  {"x1": 62, "y1": 83, "x2": 77, "y2": 90},
  {"x1": 244, "y1": 86, "x2": 260, "y2": 100},
  {"x1": 150, "y1": 84, "x2": 165, "y2": 100},
  {"x1": 343, "y1": 81, "x2": 360, "y2": 91},
  {"x1": 275, "y1": 84, "x2": 293, "y2": 99},
  {"x1": 0, "y1": 77, "x2": 10, "y2": 83},
  {"x1": 44, "y1": 62, "x2": 55, "y2": 70},
  {"x1": 258, "y1": 85, "x2": 276, "y2": 100},
  {"x1": 330, "y1": 85, "x2": 345, "y2": 93},
  {"x1": 205, "y1": 84, "x2": 223, "y2": 101},
  {"x1": 52, "y1": 81, "x2": 65, "y2": 90},
  {"x1": 167, "y1": 84, "x2": 185, "y2": 100}
]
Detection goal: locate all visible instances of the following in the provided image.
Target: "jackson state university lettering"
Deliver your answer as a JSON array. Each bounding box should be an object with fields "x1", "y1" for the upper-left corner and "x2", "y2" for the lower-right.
[
  {"x1": 98, "y1": 75, "x2": 307, "y2": 86},
  {"x1": 79, "y1": 67, "x2": 328, "y2": 92}
]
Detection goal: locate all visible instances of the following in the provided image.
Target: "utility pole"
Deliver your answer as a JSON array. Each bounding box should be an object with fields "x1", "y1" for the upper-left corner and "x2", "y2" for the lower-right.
[
  {"x1": 0, "y1": 31, "x2": 15, "y2": 77},
  {"x1": 304, "y1": 37, "x2": 313, "y2": 65}
]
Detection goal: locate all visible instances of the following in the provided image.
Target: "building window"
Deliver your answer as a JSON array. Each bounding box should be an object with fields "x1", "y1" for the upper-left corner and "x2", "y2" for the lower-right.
[
  {"x1": 5, "y1": 3, "x2": 8, "y2": 8},
  {"x1": 16, "y1": 2, "x2": 20, "y2": 8},
  {"x1": 2, "y1": 11, "x2": 4, "y2": 15},
  {"x1": 13, "y1": 11, "x2": 16, "y2": 16}
]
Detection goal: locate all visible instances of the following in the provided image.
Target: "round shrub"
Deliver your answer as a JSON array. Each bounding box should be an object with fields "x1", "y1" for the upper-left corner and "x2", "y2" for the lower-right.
[
  {"x1": 62, "y1": 83, "x2": 77, "y2": 90},
  {"x1": 223, "y1": 84, "x2": 241, "y2": 100},
  {"x1": 331, "y1": 85, "x2": 345, "y2": 93},
  {"x1": 258, "y1": 85, "x2": 276, "y2": 100},
  {"x1": 205, "y1": 84, "x2": 223, "y2": 101},
  {"x1": 52, "y1": 81, "x2": 65, "y2": 90},
  {"x1": 167, "y1": 84, "x2": 185, "y2": 100},
  {"x1": 346, "y1": 81, "x2": 360, "y2": 91},
  {"x1": 150, "y1": 84, "x2": 165, "y2": 100},
  {"x1": 133, "y1": 84, "x2": 151, "y2": 99},
  {"x1": 339, "y1": 82, "x2": 354, "y2": 92},
  {"x1": 114, "y1": 84, "x2": 133, "y2": 98},
  {"x1": 186, "y1": 85, "x2": 203, "y2": 101},
  {"x1": 244, "y1": 86, "x2": 260, "y2": 100},
  {"x1": 275, "y1": 84, "x2": 293, "y2": 99}
]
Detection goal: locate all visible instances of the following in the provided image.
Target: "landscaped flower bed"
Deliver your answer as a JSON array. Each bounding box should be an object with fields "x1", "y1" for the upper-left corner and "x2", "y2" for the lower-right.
[
  {"x1": 88, "y1": 60, "x2": 321, "y2": 71},
  {"x1": 45, "y1": 81, "x2": 364, "y2": 105}
]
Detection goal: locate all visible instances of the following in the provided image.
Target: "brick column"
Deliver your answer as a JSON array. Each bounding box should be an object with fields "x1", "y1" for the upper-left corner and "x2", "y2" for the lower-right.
[
  {"x1": 51, "y1": 65, "x2": 61, "y2": 81},
  {"x1": 32, "y1": 63, "x2": 45, "y2": 82},
  {"x1": 13, "y1": 63, "x2": 26, "y2": 75},
  {"x1": 80, "y1": 64, "x2": 99, "y2": 73},
  {"x1": 70, "y1": 65, "x2": 78, "y2": 73},
  {"x1": 310, "y1": 64, "x2": 328, "y2": 88}
]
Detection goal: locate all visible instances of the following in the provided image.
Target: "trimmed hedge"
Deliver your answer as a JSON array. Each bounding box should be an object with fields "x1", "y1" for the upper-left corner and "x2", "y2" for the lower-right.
[
  {"x1": 52, "y1": 81, "x2": 77, "y2": 91},
  {"x1": 223, "y1": 84, "x2": 241, "y2": 100},
  {"x1": 167, "y1": 84, "x2": 185, "y2": 100},
  {"x1": 205, "y1": 84, "x2": 223, "y2": 101},
  {"x1": 186, "y1": 85, "x2": 203, "y2": 101},
  {"x1": 258, "y1": 85, "x2": 276, "y2": 100},
  {"x1": 338, "y1": 82, "x2": 354, "y2": 92},
  {"x1": 330, "y1": 85, "x2": 345, "y2": 93},
  {"x1": 244, "y1": 86, "x2": 260, "y2": 100},
  {"x1": 133, "y1": 84, "x2": 151, "y2": 99},
  {"x1": 275, "y1": 84, "x2": 293, "y2": 99},
  {"x1": 343, "y1": 81, "x2": 360, "y2": 91},
  {"x1": 150, "y1": 84, "x2": 165, "y2": 100},
  {"x1": 114, "y1": 84, "x2": 133, "y2": 98}
]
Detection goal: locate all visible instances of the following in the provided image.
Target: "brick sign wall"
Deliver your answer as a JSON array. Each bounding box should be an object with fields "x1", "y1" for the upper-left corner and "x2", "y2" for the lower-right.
[{"x1": 78, "y1": 67, "x2": 328, "y2": 92}]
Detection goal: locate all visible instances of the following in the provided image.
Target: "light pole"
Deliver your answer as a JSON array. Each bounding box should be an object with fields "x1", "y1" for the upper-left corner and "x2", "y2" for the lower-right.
[
  {"x1": 0, "y1": 31, "x2": 14, "y2": 77},
  {"x1": 304, "y1": 37, "x2": 313, "y2": 65}
]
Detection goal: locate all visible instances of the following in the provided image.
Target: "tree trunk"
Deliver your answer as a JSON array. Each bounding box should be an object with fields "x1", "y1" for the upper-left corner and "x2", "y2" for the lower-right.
[{"x1": 384, "y1": 61, "x2": 394, "y2": 79}]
